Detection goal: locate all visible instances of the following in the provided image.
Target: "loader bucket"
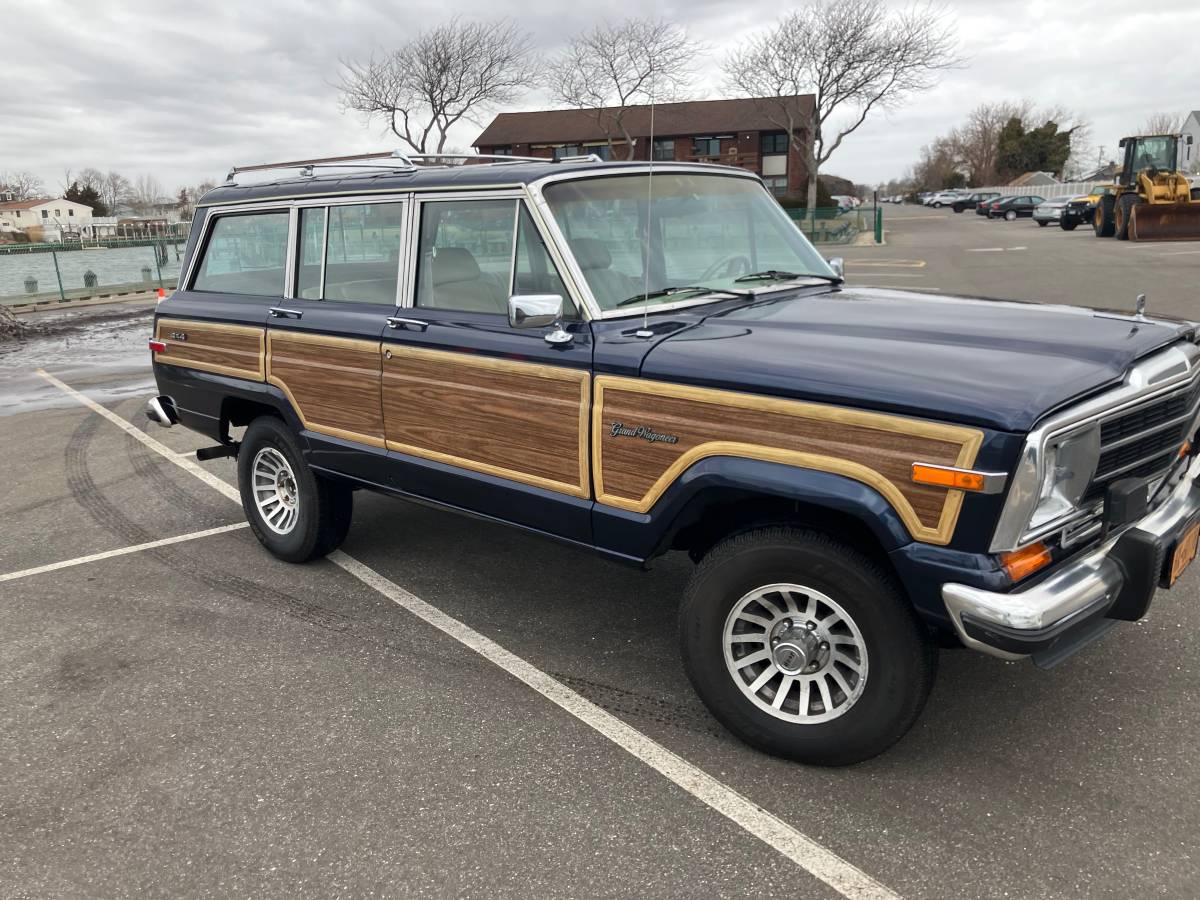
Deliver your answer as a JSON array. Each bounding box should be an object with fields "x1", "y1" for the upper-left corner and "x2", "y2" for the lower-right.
[{"x1": 1129, "y1": 203, "x2": 1200, "y2": 242}]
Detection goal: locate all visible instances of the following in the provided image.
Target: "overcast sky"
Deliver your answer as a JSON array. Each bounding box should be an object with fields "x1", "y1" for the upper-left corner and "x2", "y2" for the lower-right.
[{"x1": 3, "y1": 0, "x2": 1197, "y2": 196}]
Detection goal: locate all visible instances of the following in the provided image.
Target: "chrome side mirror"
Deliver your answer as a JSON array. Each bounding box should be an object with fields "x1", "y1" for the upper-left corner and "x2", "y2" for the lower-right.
[
  {"x1": 508, "y1": 294, "x2": 572, "y2": 345},
  {"x1": 826, "y1": 257, "x2": 845, "y2": 281}
]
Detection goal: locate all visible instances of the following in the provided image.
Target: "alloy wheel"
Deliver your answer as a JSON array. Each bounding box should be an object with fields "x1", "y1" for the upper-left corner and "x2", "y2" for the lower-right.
[{"x1": 722, "y1": 583, "x2": 868, "y2": 724}]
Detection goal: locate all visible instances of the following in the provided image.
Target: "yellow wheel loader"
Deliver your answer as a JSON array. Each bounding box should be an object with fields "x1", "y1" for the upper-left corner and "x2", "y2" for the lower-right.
[{"x1": 1093, "y1": 133, "x2": 1200, "y2": 241}]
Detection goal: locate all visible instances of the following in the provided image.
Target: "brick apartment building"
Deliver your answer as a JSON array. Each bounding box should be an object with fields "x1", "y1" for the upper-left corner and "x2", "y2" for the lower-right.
[{"x1": 473, "y1": 96, "x2": 813, "y2": 199}]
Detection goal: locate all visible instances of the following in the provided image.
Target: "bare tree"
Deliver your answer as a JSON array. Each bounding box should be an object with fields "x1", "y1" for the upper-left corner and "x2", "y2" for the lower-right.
[
  {"x1": 951, "y1": 100, "x2": 1032, "y2": 185},
  {"x1": 0, "y1": 170, "x2": 46, "y2": 200},
  {"x1": 1140, "y1": 111, "x2": 1186, "y2": 135},
  {"x1": 127, "y1": 175, "x2": 163, "y2": 215},
  {"x1": 549, "y1": 18, "x2": 701, "y2": 160},
  {"x1": 78, "y1": 168, "x2": 105, "y2": 192},
  {"x1": 101, "y1": 171, "x2": 131, "y2": 214},
  {"x1": 725, "y1": 0, "x2": 958, "y2": 212},
  {"x1": 339, "y1": 17, "x2": 538, "y2": 155}
]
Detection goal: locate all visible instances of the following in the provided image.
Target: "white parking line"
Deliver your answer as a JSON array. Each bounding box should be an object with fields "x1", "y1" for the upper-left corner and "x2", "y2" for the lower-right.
[
  {"x1": 0, "y1": 523, "x2": 248, "y2": 583},
  {"x1": 35, "y1": 369, "x2": 240, "y2": 503},
  {"x1": 34, "y1": 368, "x2": 900, "y2": 900}
]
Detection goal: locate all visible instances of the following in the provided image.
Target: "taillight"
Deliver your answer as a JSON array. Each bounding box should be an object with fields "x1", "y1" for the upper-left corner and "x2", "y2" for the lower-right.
[{"x1": 149, "y1": 339, "x2": 167, "y2": 353}]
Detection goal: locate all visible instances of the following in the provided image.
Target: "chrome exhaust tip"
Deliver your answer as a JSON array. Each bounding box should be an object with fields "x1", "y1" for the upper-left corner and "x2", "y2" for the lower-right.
[{"x1": 145, "y1": 396, "x2": 178, "y2": 428}]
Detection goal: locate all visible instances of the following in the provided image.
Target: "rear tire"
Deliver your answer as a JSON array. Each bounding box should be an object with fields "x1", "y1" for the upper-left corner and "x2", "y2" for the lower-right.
[
  {"x1": 238, "y1": 416, "x2": 353, "y2": 563},
  {"x1": 679, "y1": 527, "x2": 936, "y2": 766},
  {"x1": 1005, "y1": 209, "x2": 1017, "y2": 221},
  {"x1": 1094, "y1": 194, "x2": 1116, "y2": 237}
]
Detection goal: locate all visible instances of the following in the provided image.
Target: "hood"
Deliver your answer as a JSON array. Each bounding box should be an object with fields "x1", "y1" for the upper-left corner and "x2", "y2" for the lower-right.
[{"x1": 639, "y1": 287, "x2": 1195, "y2": 432}]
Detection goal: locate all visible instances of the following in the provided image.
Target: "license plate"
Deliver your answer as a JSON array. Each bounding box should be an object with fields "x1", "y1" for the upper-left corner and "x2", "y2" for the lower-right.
[{"x1": 1168, "y1": 520, "x2": 1200, "y2": 586}]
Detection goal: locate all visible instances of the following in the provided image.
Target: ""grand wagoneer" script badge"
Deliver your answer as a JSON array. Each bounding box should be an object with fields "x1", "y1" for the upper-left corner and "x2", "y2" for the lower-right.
[{"x1": 610, "y1": 422, "x2": 679, "y2": 444}]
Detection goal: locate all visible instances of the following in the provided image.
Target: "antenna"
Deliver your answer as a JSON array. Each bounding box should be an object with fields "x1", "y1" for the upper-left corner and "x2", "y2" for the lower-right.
[{"x1": 636, "y1": 93, "x2": 657, "y2": 339}]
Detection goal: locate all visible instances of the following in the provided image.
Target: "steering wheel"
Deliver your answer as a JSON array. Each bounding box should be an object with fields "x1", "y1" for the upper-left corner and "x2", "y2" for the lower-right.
[{"x1": 699, "y1": 254, "x2": 752, "y2": 281}]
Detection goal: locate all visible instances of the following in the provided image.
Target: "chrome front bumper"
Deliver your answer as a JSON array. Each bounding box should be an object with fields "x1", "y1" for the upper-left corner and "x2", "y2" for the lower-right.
[{"x1": 943, "y1": 456, "x2": 1200, "y2": 662}]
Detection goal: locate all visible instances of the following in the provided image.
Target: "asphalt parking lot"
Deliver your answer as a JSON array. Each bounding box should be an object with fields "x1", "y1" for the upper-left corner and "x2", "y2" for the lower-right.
[
  {"x1": 841, "y1": 201, "x2": 1200, "y2": 318},
  {"x1": 2, "y1": 219, "x2": 1200, "y2": 898}
]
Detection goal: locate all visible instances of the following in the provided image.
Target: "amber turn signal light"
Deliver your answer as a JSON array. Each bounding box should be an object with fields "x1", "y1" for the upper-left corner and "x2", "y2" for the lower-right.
[
  {"x1": 1180, "y1": 440, "x2": 1192, "y2": 459},
  {"x1": 1000, "y1": 542, "x2": 1052, "y2": 582},
  {"x1": 911, "y1": 463, "x2": 987, "y2": 492}
]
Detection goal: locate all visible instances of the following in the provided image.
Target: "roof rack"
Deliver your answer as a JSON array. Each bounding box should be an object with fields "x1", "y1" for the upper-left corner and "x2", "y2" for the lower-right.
[{"x1": 224, "y1": 150, "x2": 603, "y2": 183}]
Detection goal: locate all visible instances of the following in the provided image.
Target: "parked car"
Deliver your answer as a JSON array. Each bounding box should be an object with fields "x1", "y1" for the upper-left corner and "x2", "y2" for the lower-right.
[
  {"x1": 952, "y1": 191, "x2": 1000, "y2": 213},
  {"x1": 925, "y1": 190, "x2": 966, "y2": 208},
  {"x1": 975, "y1": 196, "x2": 1000, "y2": 216},
  {"x1": 1060, "y1": 186, "x2": 1115, "y2": 231},
  {"x1": 1032, "y1": 197, "x2": 1072, "y2": 227},
  {"x1": 987, "y1": 195, "x2": 1045, "y2": 219},
  {"x1": 146, "y1": 153, "x2": 1200, "y2": 766}
]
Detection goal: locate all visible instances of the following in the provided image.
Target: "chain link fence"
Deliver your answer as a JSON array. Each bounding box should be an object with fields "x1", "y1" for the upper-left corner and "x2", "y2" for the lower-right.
[
  {"x1": 783, "y1": 206, "x2": 883, "y2": 244},
  {"x1": 0, "y1": 239, "x2": 187, "y2": 308}
]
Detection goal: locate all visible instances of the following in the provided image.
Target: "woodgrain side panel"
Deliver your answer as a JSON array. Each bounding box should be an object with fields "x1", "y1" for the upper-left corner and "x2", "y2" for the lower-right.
[
  {"x1": 382, "y1": 346, "x2": 590, "y2": 498},
  {"x1": 154, "y1": 318, "x2": 264, "y2": 381},
  {"x1": 266, "y1": 331, "x2": 385, "y2": 447},
  {"x1": 593, "y1": 376, "x2": 984, "y2": 545}
]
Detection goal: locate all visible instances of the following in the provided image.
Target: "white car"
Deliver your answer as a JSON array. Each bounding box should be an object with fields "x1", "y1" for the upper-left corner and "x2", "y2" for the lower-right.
[{"x1": 925, "y1": 191, "x2": 966, "y2": 208}]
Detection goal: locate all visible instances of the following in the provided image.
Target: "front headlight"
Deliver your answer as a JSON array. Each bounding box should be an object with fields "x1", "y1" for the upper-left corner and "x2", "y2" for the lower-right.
[
  {"x1": 1028, "y1": 426, "x2": 1100, "y2": 531},
  {"x1": 991, "y1": 425, "x2": 1101, "y2": 551}
]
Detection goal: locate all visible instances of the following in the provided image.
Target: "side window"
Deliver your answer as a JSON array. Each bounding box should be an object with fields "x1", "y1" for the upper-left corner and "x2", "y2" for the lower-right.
[
  {"x1": 415, "y1": 199, "x2": 517, "y2": 314},
  {"x1": 323, "y1": 203, "x2": 405, "y2": 304},
  {"x1": 296, "y1": 207, "x2": 325, "y2": 300},
  {"x1": 192, "y1": 212, "x2": 289, "y2": 296},
  {"x1": 514, "y1": 206, "x2": 576, "y2": 317}
]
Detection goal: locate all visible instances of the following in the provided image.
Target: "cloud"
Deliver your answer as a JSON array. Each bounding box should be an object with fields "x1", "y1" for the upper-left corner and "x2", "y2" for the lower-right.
[{"x1": 2, "y1": 0, "x2": 1197, "y2": 194}]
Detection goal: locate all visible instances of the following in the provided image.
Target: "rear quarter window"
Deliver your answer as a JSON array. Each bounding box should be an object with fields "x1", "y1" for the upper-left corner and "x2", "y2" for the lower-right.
[{"x1": 192, "y1": 212, "x2": 290, "y2": 296}]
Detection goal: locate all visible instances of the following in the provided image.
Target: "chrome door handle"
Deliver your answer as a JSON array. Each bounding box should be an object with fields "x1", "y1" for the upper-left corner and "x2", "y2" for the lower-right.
[
  {"x1": 386, "y1": 317, "x2": 429, "y2": 332},
  {"x1": 269, "y1": 307, "x2": 302, "y2": 319}
]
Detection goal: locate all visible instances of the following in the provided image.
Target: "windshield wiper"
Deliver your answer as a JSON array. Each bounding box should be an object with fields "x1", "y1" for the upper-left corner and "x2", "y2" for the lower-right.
[
  {"x1": 734, "y1": 269, "x2": 838, "y2": 284},
  {"x1": 616, "y1": 285, "x2": 714, "y2": 307}
]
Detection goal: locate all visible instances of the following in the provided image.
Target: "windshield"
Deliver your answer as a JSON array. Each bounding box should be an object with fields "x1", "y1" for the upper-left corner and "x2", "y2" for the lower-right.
[
  {"x1": 542, "y1": 173, "x2": 834, "y2": 313},
  {"x1": 1132, "y1": 136, "x2": 1177, "y2": 172}
]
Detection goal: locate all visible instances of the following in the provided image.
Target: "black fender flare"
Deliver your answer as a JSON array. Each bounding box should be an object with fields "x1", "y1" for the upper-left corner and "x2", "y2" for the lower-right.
[{"x1": 593, "y1": 455, "x2": 914, "y2": 563}]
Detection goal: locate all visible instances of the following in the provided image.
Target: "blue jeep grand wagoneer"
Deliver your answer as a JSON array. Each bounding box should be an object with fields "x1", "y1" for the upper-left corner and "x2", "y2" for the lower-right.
[{"x1": 146, "y1": 153, "x2": 1200, "y2": 764}]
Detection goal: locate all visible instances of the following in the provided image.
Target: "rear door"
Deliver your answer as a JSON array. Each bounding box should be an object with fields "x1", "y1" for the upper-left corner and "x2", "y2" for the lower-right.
[
  {"x1": 153, "y1": 207, "x2": 291, "y2": 432},
  {"x1": 379, "y1": 192, "x2": 593, "y2": 543},
  {"x1": 264, "y1": 198, "x2": 409, "y2": 481}
]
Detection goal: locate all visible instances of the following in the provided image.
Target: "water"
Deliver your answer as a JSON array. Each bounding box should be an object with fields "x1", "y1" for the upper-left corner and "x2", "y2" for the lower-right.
[{"x1": 0, "y1": 244, "x2": 186, "y2": 298}]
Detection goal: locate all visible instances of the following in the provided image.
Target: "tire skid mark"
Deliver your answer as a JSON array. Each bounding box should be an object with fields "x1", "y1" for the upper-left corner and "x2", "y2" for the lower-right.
[
  {"x1": 554, "y1": 673, "x2": 728, "y2": 740},
  {"x1": 63, "y1": 412, "x2": 352, "y2": 634}
]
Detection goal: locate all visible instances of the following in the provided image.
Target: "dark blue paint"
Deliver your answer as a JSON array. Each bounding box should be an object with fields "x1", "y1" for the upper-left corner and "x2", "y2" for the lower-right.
[{"x1": 638, "y1": 286, "x2": 1191, "y2": 431}]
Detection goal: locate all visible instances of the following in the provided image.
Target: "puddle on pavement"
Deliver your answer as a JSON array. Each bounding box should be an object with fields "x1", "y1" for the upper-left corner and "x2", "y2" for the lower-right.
[{"x1": 0, "y1": 307, "x2": 154, "y2": 416}]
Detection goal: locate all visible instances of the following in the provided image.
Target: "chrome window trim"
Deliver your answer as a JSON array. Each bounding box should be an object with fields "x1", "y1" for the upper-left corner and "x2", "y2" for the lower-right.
[
  {"x1": 195, "y1": 181, "x2": 528, "y2": 209},
  {"x1": 526, "y1": 165, "x2": 830, "y2": 322},
  {"x1": 183, "y1": 204, "x2": 293, "y2": 297},
  {"x1": 283, "y1": 207, "x2": 298, "y2": 298},
  {"x1": 187, "y1": 195, "x2": 411, "y2": 307},
  {"x1": 990, "y1": 341, "x2": 1200, "y2": 552},
  {"x1": 404, "y1": 191, "x2": 563, "y2": 315}
]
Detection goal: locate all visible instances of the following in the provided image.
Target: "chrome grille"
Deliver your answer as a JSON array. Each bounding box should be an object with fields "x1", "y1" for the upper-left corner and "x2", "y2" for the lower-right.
[{"x1": 1088, "y1": 373, "x2": 1200, "y2": 497}]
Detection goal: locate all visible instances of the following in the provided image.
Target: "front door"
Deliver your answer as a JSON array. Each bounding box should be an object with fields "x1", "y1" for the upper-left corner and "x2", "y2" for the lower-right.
[
  {"x1": 266, "y1": 200, "x2": 407, "y2": 480},
  {"x1": 380, "y1": 194, "x2": 593, "y2": 543}
]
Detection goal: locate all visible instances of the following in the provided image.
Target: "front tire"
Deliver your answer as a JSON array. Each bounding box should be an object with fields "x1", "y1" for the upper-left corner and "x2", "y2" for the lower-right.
[
  {"x1": 238, "y1": 416, "x2": 353, "y2": 563},
  {"x1": 679, "y1": 527, "x2": 936, "y2": 766},
  {"x1": 1037, "y1": 219, "x2": 1048, "y2": 227},
  {"x1": 1094, "y1": 194, "x2": 1116, "y2": 237},
  {"x1": 1114, "y1": 193, "x2": 1141, "y2": 241}
]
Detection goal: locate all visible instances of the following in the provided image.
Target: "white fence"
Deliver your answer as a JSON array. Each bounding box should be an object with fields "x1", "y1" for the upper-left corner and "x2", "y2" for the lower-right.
[{"x1": 975, "y1": 181, "x2": 1107, "y2": 199}]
